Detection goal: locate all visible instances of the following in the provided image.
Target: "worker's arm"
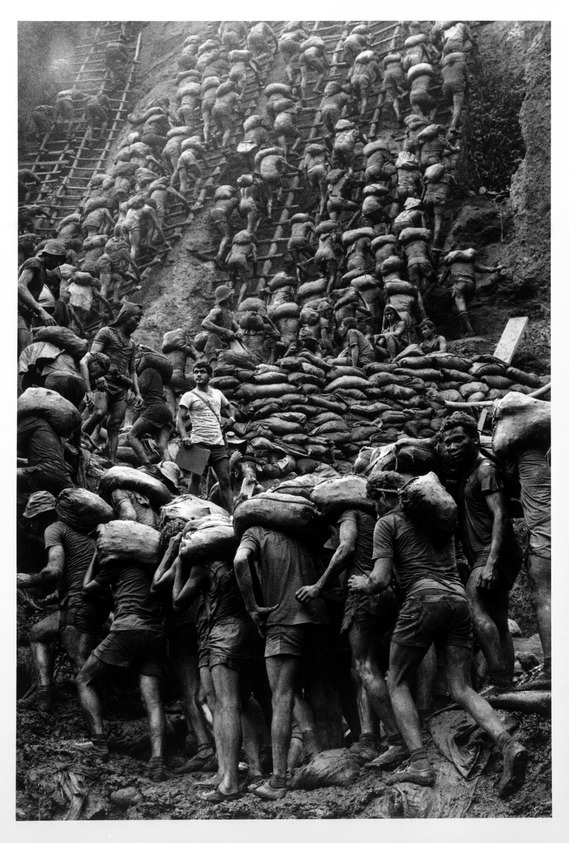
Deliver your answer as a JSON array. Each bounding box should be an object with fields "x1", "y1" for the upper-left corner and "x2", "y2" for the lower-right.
[
  {"x1": 82, "y1": 551, "x2": 107, "y2": 596},
  {"x1": 17, "y1": 545, "x2": 65, "y2": 591},
  {"x1": 152, "y1": 533, "x2": 182, "y2": 592},
  {"x1": 233, "y1": 542, "x2": 278, "y2": 637},
  {"x1": 18, "y1": 268, "x2": 56, "y2": 326},
  {"x1": 349, "y1": 555, "x2": 392, "y2": 595},
  {"x1": 202, "y1": 309, "x2": 235, "y2": 339},
  {"x1": 478, "y1": 489, "x2": 508, "y2": 590},
  {"x1": 173, "y1": 559, "x2": 208, "y2": 609},
  {"x1": 296, "y1": 513, "x2": 358, "y2": 603},
  {"x1": 111, "y1": 489, "x2": 138, "y2": 522},
  {"x1": 176, "y1": 403, "x2": 192, "y2": 446}
]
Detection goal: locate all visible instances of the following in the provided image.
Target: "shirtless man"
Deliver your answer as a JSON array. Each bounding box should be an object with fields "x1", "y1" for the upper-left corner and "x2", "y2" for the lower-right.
[
  {"x1": 286, "y1": 213, "x2": 315, "y2": 283},
  {"x1": 408, "y1": 63, "x2": 437, "y2": 120},
  {"x1": 207, "y1": 184, "x2": 238, "y2": 266},
  {"x1": 83, "y1": 93, "x2": 111, "y2": 146},
  {"x1": 212, "y1": 81, "x2": 242, "y2": 149},
  {"x1": 441, "y1": 52, "x2": 469, "y2": 133},
  {"x1": 278, "y1": 23, "x2": 308, "y2": 87},
  {"x1": 121, "y1": 195, "x2": 165, "y2": 262},
  {"x1": 80, "y1": 302, "x2": 143, "y2": 464},
  {"x1": 201, "y1": 285, "x2": 243, "y2": 369},
  {"x1": 300, "y1": 143, "x2": 330, "y2": 218},
  {"x1": 228, "y1": 49, "x2": 261, "y2": 100},
  {"x1": 201, "y1": 76, "x2": 220, "y2": 145},
  {"x1": 97, "y1": 224, "x2": 141, "y2": 302},
  {"x1": 225, "y1": 231, "x2": 258, "y2": 304},
  {"x1": 18, "y1": 240, "x2": 66, "y2": 354},
  {"x1": 332, "y1": 119, "x2": 367, "y2": 174},
  {"x1": 377, "y1": 53, "x2": 406, "y2": 124},
  {"x1": 319, "y1": 81, "x2": 351, "y2": 137},
  {"x1": 299, "y1": 36, "x2": 329, "y2": 102},
  {"x1": 438, "y1": 248, "x2": 504, "y2": 336},
  {"x1": 175, "y1": 72, "x2": 202, "y2": 132},
  {"x1": 171, "y1": 137, "x2": 208, "y2": 198},
  {"x1": 326, "y1": 168, "x2": 360, "y2": 223},
  {"x1": 247, "y1": 21, "x2": 278, "y2": 59},
  {"x1": 349, "y1": 50, "x2": 381, "y2": 119},
  {"x1": 342, "y1": 24, "x2": 372, "y2": 68},
  {"x1": 237, "y1": 173, "x2": 265, "y2": 235},
  {"x1": 254, "y1": 147, "x2": 299, "y2": 222}
]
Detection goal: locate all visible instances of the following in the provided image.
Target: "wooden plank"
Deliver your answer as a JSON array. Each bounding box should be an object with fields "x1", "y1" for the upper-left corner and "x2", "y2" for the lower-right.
[{"x1": 493, "y1": 316, "x2": 528, "y2": 365}]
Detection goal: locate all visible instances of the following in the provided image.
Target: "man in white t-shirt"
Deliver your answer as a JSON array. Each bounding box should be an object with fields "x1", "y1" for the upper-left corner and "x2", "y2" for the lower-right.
[{"x1": 177, "y1": 361, "x2": 236, "y2": 512}]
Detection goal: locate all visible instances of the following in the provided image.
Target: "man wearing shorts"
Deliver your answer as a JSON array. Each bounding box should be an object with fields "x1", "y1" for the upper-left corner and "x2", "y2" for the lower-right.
[
  {"x1": 127, "y1": 358, "x2": 173, "y2": 465},
  {"x1": 177, "y1": 361, "x2": 236, "y2": 513},
  {"x1": 350, "y1": 471, "x2": 528, "y2": 797},
  {"x1": 173, "y1": 552, "x2": 262, "y2": 802},
  {"x1": 80, "y1": 302, "x2": 143, "y2": 464},
  {"x1": 234, "y1": 526, "x2": 328, "y2": 800},
  {"x1": 296, "y1": 507, "x2": 403, "y2": 762},
  {"x1": 17, "y1": 491, "x2": 111, "y2": 713},
  {"x1": 75, "y1": 549, "x2": 168, "y2": 781},
  {"x1": 440, "y1": 412, "x2": 523, "y2": 692}
]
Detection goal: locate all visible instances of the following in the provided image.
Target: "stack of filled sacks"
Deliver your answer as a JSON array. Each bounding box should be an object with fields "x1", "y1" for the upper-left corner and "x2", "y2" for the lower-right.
[{"x1": 207, "y1": 341, "x2": 548, "y2": 477}]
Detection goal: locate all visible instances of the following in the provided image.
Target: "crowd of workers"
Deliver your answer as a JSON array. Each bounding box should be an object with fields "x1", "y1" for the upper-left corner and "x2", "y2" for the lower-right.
[{"x1": 17, "y1": 20, "x2": 550, "y2": 809}]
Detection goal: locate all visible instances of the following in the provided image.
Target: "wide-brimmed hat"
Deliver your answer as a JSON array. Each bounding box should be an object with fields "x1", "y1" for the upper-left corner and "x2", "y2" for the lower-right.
[
  {"x1": 39, "y1": 240, "x2": 67, "y2": 258},
  {"x1": 23, "y1": 491, "x2": 57, "y2": 519},
  {"x1": 215, "y1": 284, "x2": 234, "y2": 303},
  {"x1": 155, "y1": 460, "x2": 181, "y2": 491}
]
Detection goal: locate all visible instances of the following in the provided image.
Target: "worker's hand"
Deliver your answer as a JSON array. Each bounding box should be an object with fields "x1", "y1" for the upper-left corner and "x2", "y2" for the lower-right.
[
  {"x1": 295, "y1": 584, "x2": 321, "y2": 604},
  {"x1": 348, "y1": 574, "x2": 374, "y2": 594},
  {"x1": 85, "y1": 391, "x2": 95, "y2": 409},
  {"x1": 235, "y1": 330, "x2": 243, "y2": 340},
  {"x1": 94, "y1": 377, "x2": 107, "y2": 391},
  {"x1": 38, "y1": 308, "x2": 57, "y2": 327},
  {"x1": 16, "y1": 574, "x2": 32, "y2": 589},
  {"x1": 133, "y1": 395, "x2": 143, "y2": 410},
  {"x1": 249, "y1": 604, "x2": 279, "y2": 638},
  {"x1": 477, "y1": 563, "x2": 498, "y2": 592},
  {"x1": 182, "y1": 436, "x2": 192, "y2": 448}
]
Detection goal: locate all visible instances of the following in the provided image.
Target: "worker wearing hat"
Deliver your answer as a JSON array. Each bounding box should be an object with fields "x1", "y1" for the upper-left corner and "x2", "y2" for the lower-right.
[
  {"x1": 18, "y1": 239, "x2": 68, "y2": 355},
  {"x1": 200, "y1": 285, "x2": 243, "y2": 367}
]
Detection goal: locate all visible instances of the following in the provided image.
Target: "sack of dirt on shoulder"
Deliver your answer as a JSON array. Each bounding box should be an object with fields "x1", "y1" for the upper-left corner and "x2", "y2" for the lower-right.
[
  {"x1": 399, "y1": 471, "x2": 457, "y2": 541},
  {"x1": 56, "y1": 488, "x2": 114, "y2": 532},
  {"x1": 99, "y1": 466, "x2": 174, "y2": 508},
  {"x1": 179, "y1": 515, "x2": 237, "y2": 563},
  {"x1": 310, "y1": 475, "x2": 375, "y2": 516},
  {"x1": 160, "y1": 493, "x2": 228, "y2": 529},
  {"x1": 291, "y1": 748, "x2": 362, "y2": 790},
  {"x1": 492, "y1": 392, "x2": 551, "y2": 459},
  {"x1": 233, "y1": 492, "x2": 321, "y2": 537},
  {"x1": 96, "y1": 520, "x2": 161, "y2": 569}
]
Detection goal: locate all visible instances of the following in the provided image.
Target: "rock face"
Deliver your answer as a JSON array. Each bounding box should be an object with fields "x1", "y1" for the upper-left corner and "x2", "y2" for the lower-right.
[{"x1": 508, "y1": 23, "x2": 551, "y2": 296}]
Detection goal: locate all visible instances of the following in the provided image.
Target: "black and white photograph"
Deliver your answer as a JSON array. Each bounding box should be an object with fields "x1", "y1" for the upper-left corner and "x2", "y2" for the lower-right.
[{"x1": 14, "y1": 11, "x2": 554, "y2": 826}]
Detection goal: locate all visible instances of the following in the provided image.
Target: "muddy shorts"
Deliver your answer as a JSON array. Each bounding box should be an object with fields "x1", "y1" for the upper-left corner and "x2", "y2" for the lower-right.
[
  {"x1": 443, "y1": 80, "x2": 467, "y2": 99},
  {"x1": 341, "y1": 586, "x2": 399, "y2": 635},
  {"x1": 392, "y1": 593, "x2": 473, "y2": 650},
  {"x1": 59, "y1": 603, "x2": 109, "y2": 636},
  {"x1": 451, "y1": 278, "x2": 476, "y2": 303},
  {"x1": 208, "y1": 618, "x2": 262, "y2": 670},
  {"x1": 264, "y1": 622, "x2": 325, "y2": 659},
  {"x1": 93, "y1": 629, "x2": 166, "y2": 676}
]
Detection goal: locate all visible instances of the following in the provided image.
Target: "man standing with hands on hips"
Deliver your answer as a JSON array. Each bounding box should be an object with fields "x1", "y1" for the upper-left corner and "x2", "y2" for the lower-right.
[{"x1": 176, "y1": 361, "x2": 236, "y2": 513}]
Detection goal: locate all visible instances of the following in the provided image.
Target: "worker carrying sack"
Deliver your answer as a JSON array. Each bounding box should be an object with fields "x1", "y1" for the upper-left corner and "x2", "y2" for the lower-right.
[
  {"x1": 179, "y1": 515, "x2": 237, "y2": 564},
  {"x1": 99, "y1": 466, "x2": 174, "y2": 508},
  {"x1": 492, "y1": 393, "x2": 551, "y2": 459},
  {"x1": 399, "y1": 471, "x2": 458, "y2": 541},
  {"x1": 96, "y1": 520, "x2": 161, "y2": 570},
  {"x1": 310, "y1": 475, "x2": 375, "y2": 516},
  {"x1": 56, "y1": 488, "x2": 114, "y2": 532},
  {"x1": 233, "y1": 492, "x2": 321, "y2": 537},
  {"x1": 18, "y1": 387, "x2": 82, "y2": 437}
]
